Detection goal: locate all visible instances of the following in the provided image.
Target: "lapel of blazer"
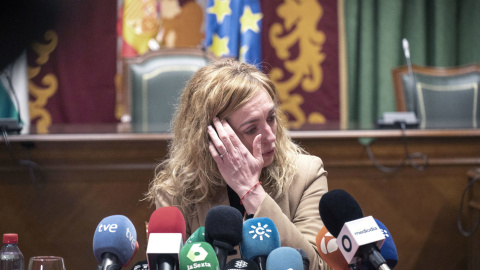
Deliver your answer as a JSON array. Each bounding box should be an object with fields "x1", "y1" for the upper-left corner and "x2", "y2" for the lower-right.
[{"x1": 195, "y1": 186, "x2": 230, "y2": 227}]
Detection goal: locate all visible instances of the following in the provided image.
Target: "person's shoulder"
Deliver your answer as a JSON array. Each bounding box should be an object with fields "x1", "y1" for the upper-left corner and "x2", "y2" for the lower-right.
[
  {"x1": 296, "y1": 154, "x2": 324, "y2": 167},
  {"x1": 294, "y1": 154, "x2": 327, "y2": 181}
]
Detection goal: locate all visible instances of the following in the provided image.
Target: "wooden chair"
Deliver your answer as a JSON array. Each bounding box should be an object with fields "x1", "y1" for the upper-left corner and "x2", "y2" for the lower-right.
[
  {"x1": 391, "y1": 64, "x2": 480, "y2": 129},
  {"x1": 119, "y1": 48, "x2": 217, "y2": 133}
]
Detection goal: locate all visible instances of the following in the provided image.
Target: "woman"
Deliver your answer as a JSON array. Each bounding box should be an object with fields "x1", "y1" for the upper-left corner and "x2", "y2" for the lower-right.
[{"x1": 145, "y1": 59, "x2": 328, "y2": 269}]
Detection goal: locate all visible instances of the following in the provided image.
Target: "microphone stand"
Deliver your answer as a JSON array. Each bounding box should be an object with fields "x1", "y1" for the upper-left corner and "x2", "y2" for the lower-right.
[
  {"x1": 156, "y1": 256, "x2": 175, "y2": 270},
  {"x1": 253, "y1": 256, "x2": 266, "y2": 270},
  {"x1": 99, "y1": 253, "x2": 121, "y2": 270}
]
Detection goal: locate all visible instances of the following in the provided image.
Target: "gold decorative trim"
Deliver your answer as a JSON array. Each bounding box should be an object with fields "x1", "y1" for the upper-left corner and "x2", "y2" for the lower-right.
[
  {"x1": 416, "y1": 82, "x2": 478, "y2": 128},
  {"x1": 28, "y1": 30, "x2": 59, "y2": 133}
]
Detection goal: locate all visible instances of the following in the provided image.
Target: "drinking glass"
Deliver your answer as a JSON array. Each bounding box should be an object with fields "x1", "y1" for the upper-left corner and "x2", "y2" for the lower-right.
[{"x1": 28, "y1": 256, "x2": 66, "y2": 270}]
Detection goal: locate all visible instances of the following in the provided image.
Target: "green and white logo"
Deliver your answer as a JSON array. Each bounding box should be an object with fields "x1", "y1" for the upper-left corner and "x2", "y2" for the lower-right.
[{"x1": 187, "y1": 243, "x2": 208, "y2": 262}]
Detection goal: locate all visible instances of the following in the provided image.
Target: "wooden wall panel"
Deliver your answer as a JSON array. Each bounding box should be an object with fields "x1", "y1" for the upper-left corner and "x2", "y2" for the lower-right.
[{"x1": 1, "y1": 129, "x2": 479, "y2": 269}]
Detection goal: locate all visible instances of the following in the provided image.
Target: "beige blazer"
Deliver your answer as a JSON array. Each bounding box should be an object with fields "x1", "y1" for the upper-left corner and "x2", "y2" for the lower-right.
[{"x1": 155, "y1": 154, "x2": 329, "y2": 270}]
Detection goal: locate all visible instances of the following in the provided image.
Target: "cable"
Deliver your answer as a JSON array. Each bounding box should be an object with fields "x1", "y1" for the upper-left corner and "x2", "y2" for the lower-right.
[
  {"x1": 457, "y1": 174, "x2": 480, "y2": 237},
  {"x1": 365, "y1": 122, "x2": 429, "y2": 173},
  {"x1": 1, "y1": 127, "x2": 44, "y2": 189}
]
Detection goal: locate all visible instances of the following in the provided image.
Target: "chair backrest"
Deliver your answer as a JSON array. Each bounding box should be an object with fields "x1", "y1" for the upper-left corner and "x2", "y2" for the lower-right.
[
  {"x1": 120, "y1": 48, "x2": 217, "y2": 133},
  {"x1": 391, "y1": 64, "x2": 480, "y2": 129}
]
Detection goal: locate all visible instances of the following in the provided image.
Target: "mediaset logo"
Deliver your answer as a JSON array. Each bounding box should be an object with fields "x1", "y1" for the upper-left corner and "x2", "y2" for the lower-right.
[{"x1": 354, "y1": 226, "x2": 378, "y2": 236}]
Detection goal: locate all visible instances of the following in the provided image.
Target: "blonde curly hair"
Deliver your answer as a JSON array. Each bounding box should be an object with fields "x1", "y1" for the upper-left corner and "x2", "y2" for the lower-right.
[{"x1": 145, "y1": 59, "x2": 305, "y2": 215}]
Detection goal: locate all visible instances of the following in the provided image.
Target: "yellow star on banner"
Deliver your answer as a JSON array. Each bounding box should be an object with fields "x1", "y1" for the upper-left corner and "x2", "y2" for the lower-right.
[
  {"x1": 239, "y1": 45, "x2": 248, "y2": 62},
  {"x1": 207, "y1": 0, "x2": 232, "y2": 24},
  {"x1": 209, "y1": 34, "x2": 230, "y2": 57},
  {"x1": 240, "y1": 6, "x2": 263, "y2": 33}
]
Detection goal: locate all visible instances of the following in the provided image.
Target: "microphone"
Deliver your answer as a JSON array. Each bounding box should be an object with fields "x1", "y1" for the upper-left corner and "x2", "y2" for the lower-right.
[
  {"x1": 265, "y1": 247, "x2": 304, "y2": 270},
  {"x1": 131, "y1": 260, "x2": 148, "y2": 270},
  {"x1": 295, "y1": 248, "x2": 310, "y2": 270},
  {"x1": 319, "y1": 189, "x2": 389, "y2": 270},
  {"x1": 315, "y1": 226, "x2": 349, "y2": 270},
  {"x1": 93, "y1": 215, "x2": 138, "y2": 270},
  {"x1": 179, "y1": 242, "x2": 219, "y2": 270},
  {"x1": 402, "y1": 38, "x2": 410, "y2": 60},
  {"x1": 240, "y1": 217, "x2": 280, "y2": 270},
  {"x1": 204, "y1": 205, "x2": 243, "y2": 270},
  {"x1": 186, "y1": 226, "x2": 206, "y2": 244},
  {"x1": 225, "y1": 259, "x2": 259, "y2": 270},
  {"x1": 146, "y1": 206, "x2": 186, "y2": 270},
  {"x1": 402, "y1": 38, "x2": 418, "y2": 113},
  {"x1": 363, "y1": 219, "x2": 398, "y2": 269}
]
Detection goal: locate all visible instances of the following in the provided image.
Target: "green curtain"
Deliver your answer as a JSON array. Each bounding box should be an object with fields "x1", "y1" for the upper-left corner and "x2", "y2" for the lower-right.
[{"x1": 345, "y1": 0, "x2": 480, "y2": 130}]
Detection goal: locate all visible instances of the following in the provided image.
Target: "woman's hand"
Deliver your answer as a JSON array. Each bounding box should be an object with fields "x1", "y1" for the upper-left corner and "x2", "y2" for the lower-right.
[{"x1": 207, "y1": 117, "x2": 266, "y2": 214}]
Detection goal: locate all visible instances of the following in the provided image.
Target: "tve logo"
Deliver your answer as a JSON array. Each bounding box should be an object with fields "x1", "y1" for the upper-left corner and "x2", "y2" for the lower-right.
[
  {"x1": 97, "y1": 223, "x2": 118, "y2": 233},
  {"x1": 97, "y1": 222, "x2": 136, "y2": 250}
]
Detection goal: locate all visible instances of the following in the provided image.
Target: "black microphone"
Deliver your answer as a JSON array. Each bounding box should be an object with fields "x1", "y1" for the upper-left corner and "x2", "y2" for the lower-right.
[
  {"x1": 204, "y1": 205, "x2": 243, "y2": 270},
  {"x1": 319, "y1": 189, "x2": 390, "y2": 270}
]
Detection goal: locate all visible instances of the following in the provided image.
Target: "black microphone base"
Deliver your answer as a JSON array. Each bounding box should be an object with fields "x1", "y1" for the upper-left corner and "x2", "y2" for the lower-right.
[
  {"x1": 100, "y1": 252, "x2": 122, "y2": 270},
  {"x1": 253, "y1": 256, "x2": 266, "y2": 270}
]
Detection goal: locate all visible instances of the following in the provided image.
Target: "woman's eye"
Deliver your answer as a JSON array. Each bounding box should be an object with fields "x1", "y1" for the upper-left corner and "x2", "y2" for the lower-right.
[
  {"x1": 245, "y1": 127, "x2": 256, "y2": 135},
  {"x1": 268, "y1": 114, "x2": 276, "y2": 122}
]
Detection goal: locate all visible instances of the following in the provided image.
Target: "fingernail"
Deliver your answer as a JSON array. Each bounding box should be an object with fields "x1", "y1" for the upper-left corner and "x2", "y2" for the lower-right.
[{"x1": 207, "y1": 125, "x2": 213, "y2": 131}]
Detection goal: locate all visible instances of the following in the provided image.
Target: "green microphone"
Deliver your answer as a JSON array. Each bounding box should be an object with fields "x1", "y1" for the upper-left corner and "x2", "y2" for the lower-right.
[
  {"x1": 179, "y1": 242, "x2": 220, "y2": 270},
  {"x1": 186, "y1": 226, "x2": 206, "y2": 244}
]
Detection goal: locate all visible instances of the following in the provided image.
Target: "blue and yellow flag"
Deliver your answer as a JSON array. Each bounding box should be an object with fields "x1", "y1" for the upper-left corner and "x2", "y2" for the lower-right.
[{"x1": 205, "y1": 0, "x2": 263, "y2": 69}]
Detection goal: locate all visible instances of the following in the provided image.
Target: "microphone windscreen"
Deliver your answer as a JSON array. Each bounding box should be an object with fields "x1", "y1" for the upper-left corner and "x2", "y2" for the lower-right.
[
  {"x1": 148, "y1": 206, "x2": 186, "y2": 242},
  {"x1": 93, "y1": 215, "x2": 137, "y2": 265},
  {"x1": 225, "y1": 258, "x2": 259, "y2": 270},
  {"x1": 374, "y1": 219, "x2": 398, "y2": 269},
  {"x1": 204, "y1": 205, "x2": 243, "y2": 250},
  {"x1": 179, "y1": 242, "x2": 219, "y2": 270},
  {"x1": 266, "y1": 247, "x2": 303, "y2": 270},
  {"x1": 319, "y1": 189, "x2": 363, "y2": 237},
  {"x1": 131, "y1": 260, "x2": 148, "y2": 270},
  {"x1": 315, "y1": 226, "x2": 349, "y2": 270},
  {"x1": 186, "y1": 226, "x2": 206, "y2": 244},
  {"x1": 124, "y1": 241, "x2": 139, "y2": 267},
  {"x1": 240, "y1": 217, "x2": 280, "y2": 260},
  {"x1": 295, "y1": 248, "x2": 309, "y2": 270}
]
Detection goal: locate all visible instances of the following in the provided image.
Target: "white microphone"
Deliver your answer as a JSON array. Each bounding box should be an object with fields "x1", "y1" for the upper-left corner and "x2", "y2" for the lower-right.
[
  {"x1": 336, "y1": 216, "x2": 385, "y2": 265},
  {"x1": 146, "y1": 207, "x2": 186, "y2": 270},
  {"x1": 319, "y1": 189, "x2": 391, "y2": 270}
]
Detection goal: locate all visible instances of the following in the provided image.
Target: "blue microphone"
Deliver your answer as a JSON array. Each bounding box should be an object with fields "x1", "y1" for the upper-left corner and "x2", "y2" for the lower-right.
[
  {"x1": 240, "y1": 217, "x2": 280, "y2": 270},
  {"x1": 93, "y1": 215, "x2": 137, "y2": 270},
  {"x1": 266, "y1": 247, "x2": 303, "y2": 270},
  {"x1": 365, "y1": 219, "x2": 398, "y2": 269}
]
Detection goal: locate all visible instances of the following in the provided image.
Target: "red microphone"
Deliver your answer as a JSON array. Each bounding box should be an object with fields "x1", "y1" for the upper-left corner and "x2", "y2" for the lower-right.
[
  {"x1": 146, "y1": 206, "x2": 186, "y2": 270},
  {"x1": 148, "y1": 206, "x2": 186, "y2": 241},
  {"x1": 316, "y1": 226, "x2": 350, "y2": 270}
]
